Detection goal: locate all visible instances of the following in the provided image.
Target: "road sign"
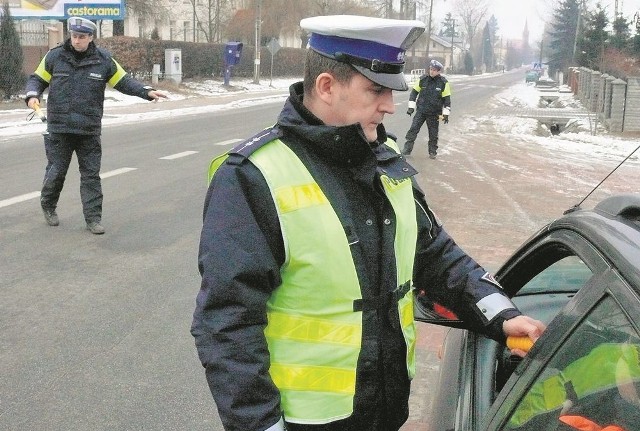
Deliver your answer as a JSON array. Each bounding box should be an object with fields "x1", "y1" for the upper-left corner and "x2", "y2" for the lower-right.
[
  {"x1": 267, "y1": 38, "x2": 281, "y2": 87},
  {"x1": 267, "y1": 38, "x2": 281, "y2": 56}
]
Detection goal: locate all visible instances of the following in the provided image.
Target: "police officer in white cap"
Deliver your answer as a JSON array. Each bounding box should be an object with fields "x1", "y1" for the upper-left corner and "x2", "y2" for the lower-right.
[
  {"x1": 401, "y1": 58, "x2": 451, "y2": 158},
  {"x1": 25, "y1": 17, "x2": 167, "y2": 234},
  {"x1": 192, "y1": 14, "x2": 545, "y2": 431}
]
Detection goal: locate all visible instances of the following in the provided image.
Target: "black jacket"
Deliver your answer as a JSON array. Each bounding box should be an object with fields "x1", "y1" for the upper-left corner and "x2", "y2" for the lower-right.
[
  {"x1": 25, "y1": 39, "x2": 154, "y2": 135},
  {"x1": 409, "y1": 73, "x2": 451, "y2": 116},
  {"x1": 191, "y1": 82, "x2": 519, "y2": 431}
]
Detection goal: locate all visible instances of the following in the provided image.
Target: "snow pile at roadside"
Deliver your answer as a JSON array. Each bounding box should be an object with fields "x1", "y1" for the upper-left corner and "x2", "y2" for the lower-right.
[{"x1": 487, "y1": 82, "x2": 637, "y2": 163}]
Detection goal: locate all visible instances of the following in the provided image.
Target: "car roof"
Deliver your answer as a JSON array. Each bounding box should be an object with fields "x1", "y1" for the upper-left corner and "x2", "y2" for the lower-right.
[{"x1": 530, "y1": 194, "x2": 640, "y2": 292}]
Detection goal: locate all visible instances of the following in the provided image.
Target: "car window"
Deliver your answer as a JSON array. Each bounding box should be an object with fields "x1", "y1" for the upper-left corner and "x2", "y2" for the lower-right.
[
  {"x1": 504, "y1": 295, "x2": 640, "y2": 431},
  {"x1": 518, "y1": 255, "x2": 592, "y2": 295},
  {"x1": 511, "y1": 255, "x2": 593, "y2": 328}
]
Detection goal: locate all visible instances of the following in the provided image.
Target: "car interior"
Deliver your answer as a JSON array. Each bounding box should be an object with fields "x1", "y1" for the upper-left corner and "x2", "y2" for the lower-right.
[
  {"x1": 503, "y1": 294, "x2": 640, "y2": 431},
  {"x1": 420, "y1": 195, "x2": 640, "y2": 431},
  {"x1": 482, "y1": 252, "x2": 592, "y2": 402}
]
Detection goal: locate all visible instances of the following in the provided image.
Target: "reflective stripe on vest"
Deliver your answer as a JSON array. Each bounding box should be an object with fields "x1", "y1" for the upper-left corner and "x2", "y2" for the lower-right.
[
  {"x1": 245, "y1": 138, "x2": 418, "y2": 424},
  {"x1": 508, "y1": 343, "x2": 640, "y2": 428}
]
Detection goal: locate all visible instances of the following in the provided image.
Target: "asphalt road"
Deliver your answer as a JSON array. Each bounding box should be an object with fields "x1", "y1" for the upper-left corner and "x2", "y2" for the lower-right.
[{"x1": 2, "y1": 69, "x2": 637, "y2": 430}]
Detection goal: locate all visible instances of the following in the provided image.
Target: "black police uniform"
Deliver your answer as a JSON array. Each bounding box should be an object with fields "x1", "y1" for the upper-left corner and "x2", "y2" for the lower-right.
[
  {"x1": 25, "y1": 38, "x2": 155, "y2": 224},
  {"x1": 403, "y1": 73, "x2": 451, "y2": 156},
  {"x1": 191, "y1": 82, "x2": 520, "y2": 431}
]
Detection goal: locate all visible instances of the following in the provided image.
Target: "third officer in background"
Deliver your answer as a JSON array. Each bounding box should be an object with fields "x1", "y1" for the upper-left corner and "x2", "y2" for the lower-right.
[{"x1": 401, "y1": 59, "x2": 450, "y2": 159}]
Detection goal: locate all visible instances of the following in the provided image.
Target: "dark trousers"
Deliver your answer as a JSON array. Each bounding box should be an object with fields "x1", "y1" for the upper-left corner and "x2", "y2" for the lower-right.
[
  {"x1": 286, "y1": 415, "x2": 403, "y2": 431},
  {"x1": 403, "y1": 110, "x2": 440, "y2": 155},
  {"x1": 41, "y1": 132, "x2": 103, "y2": 223}
]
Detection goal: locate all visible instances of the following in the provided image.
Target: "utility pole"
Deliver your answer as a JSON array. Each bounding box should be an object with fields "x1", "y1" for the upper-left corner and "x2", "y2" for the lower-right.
[
  {"x1": 573, "y1": 0, "x2": 586, "y2": 65},
  {"x1": 412, "y1": 0, "x2": 417, "y2": 58},
  {"x1": 539, "y1": 38, "x2": 543, "y2": 65},
  {"x1": 425, "y1": 0, "x2": 434, "y2": 60},
  {"x1": 450, "y1": 18, "x2": 455, "y2": 72},
  {"x1": 253, "y1": 0, "x2": 262, "y2": 84},
  {"x1": 192, "y1": 0, "x2": 196, "y2": 42}
]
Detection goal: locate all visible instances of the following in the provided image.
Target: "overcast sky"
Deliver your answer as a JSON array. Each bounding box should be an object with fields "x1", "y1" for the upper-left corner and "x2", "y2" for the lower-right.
[{"x1": 433, "y1": 0, "x2": 639, "y2": 42}]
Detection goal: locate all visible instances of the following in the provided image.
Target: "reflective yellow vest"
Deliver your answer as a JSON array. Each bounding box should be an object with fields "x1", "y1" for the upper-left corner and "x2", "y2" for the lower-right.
[
  {"x1": 508, "y1": 343, "x2": 640, "y2": 429},
  {"x1": 209, "y1": 138, "x2": 418, "y2": 424}
]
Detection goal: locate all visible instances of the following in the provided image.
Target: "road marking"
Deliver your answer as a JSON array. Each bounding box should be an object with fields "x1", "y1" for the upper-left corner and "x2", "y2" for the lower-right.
[
  {"x1": 159, "y1": 151, "x2": 199, "y2": 160},
  {"x1": 0, "y1": 168, "x2": 138, "y2": 209},
  {"x1": 214, "y1": 138, "x2": 243, "y2": 146},
  {"x1": 0, "y1": 191, "x2": 41, "y2": 209},
  {"x1": 100, "y1": 167, "x2": 137, "y2": 179}
]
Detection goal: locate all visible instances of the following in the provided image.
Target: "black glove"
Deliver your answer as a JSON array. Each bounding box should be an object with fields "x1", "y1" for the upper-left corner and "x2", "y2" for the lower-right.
[
  {"x1": 443, "y1": 115, "x2": 449, "y2": 124},
  {"x1": 407, "y1": 108, "x2": 414, "y2": 116}
]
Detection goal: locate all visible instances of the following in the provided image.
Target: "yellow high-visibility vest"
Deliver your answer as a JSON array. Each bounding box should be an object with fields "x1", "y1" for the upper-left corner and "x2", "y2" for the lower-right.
[
  {"x1": 209, "y1": 137, "x2": 418, "y2": 424},
  {"x1": 508, "y1": 343, "x2": 640, "y2": 429}
]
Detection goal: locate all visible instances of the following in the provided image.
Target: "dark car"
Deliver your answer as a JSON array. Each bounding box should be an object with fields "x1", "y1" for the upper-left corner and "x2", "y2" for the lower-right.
[{"x1": 415, "y1": 194, "x2": 640, "y2": 431}]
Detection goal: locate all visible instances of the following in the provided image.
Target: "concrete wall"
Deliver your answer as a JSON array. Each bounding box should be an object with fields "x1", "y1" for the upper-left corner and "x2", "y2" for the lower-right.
[
  {"x1": 625, "y1": 77, "x2": 640, "y2": 132},
  {"x1": 569, "y1": 67, "x2": 640, "y2": 133}
]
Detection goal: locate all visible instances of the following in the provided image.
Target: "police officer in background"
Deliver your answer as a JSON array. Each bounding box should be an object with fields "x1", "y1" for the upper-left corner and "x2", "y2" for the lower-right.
[
  {"x1": 25, "y1": 17, "x2": 167, "y2": 234},
  {"x1": 401, "y1": 59, "x2": 451, "y2": 159},
  {"x1": 191, "y1": 15, "x2": 544, "y2": 431}
]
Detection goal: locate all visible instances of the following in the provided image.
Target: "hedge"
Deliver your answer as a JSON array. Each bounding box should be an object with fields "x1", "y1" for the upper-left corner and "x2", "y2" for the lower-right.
[{"x1": 96, "y1": 36, "x2": 306, "y2": 80}]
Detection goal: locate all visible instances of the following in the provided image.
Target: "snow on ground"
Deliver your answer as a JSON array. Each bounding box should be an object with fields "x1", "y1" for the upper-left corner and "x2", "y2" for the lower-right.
[
  {"x1": 0, "y1": 77, "x2": 299, "y2": 138},
  {"x1": 486, "y1": 81, "x2": 639, "y2": 164},
  {"x1": 2, "y1": 74, "x2": 638, "y2": 170}
]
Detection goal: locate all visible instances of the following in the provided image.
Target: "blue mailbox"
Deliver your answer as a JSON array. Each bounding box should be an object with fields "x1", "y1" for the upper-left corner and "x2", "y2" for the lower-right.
[
  {"x1": 224, "y1": 42, "x2": 243, "y2": 66},
  {"x1": 223, "y1": 42, "x2": 243, "y2": 86}
]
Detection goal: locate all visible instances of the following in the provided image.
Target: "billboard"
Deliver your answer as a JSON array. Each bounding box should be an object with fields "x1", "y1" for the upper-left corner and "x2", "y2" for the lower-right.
[{"x1": 7, "y1": 0, "x2": 124, "y2": 20}]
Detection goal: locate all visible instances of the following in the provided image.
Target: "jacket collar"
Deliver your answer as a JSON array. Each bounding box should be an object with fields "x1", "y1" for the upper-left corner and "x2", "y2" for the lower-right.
[
  {"x1": 63, "y1": 39, "x2": 97, "y2": 60},
  {"x1": 278, "y1": 82, "x2": 393, "y2": 168}
]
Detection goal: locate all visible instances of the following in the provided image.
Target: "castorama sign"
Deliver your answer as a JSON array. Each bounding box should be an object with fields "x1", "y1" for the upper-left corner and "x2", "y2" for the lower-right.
[{"x1": 8, "y1": 0, "x2": 124, "y2": 20}]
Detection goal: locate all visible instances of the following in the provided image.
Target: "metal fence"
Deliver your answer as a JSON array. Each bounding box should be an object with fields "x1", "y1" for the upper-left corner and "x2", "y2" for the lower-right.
[
  {"x1": 15, "y1": 19, "x2": 50, "y2": 47},
  {"x1": 14, "y1": 19, "x2": 63, "y2": 74}
]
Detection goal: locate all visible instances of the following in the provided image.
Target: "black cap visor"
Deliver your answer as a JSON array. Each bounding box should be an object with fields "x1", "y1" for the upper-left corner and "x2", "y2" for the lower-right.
[
  {"x1": 312, "y1": 47, "x2": 409, "y2": 91},
  {"x1": 353, "y1": 65, "x2": 408, "y2": 91}
]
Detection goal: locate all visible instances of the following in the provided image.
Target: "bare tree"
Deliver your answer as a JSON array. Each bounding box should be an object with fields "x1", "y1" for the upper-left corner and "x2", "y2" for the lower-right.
[
  {"x1": 191, "y1": 0, "x2": 234, "y2": 42},
  {"x1": 112, "y1": 0, "x2": 171, "y2": 36},
  {"x1": 226, "y1": 0, "x2": 378, "y2": 45},
  {"x1": 129, "y1": 0, "x2": 172, "y2": 29},
  {"x1": 361, "y1": 0, "x2": 394, "y2": 18},
  {"x1": 453, "y1": 0, "x2": 488, "y2": 61}
]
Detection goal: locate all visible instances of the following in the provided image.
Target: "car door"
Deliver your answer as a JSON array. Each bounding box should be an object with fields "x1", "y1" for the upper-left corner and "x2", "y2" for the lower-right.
[
  {"x1": 482, "y1": 231, "x2": 640, "y2": 431},
  {"x1": 422, "y1": 228, "x2": 605, "y2": 431}
]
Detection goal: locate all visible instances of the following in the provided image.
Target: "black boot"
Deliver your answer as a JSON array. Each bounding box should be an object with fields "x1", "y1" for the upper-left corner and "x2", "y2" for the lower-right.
[
  {"x1": 86, "y1": 221, "x2": 105, "y2": 235},
  {"x1": 401, "y1": 141, "x2": 414, "y2": 155},
  {"x1": 42, "y1": 207, "x2": 59, "y2": 226}
]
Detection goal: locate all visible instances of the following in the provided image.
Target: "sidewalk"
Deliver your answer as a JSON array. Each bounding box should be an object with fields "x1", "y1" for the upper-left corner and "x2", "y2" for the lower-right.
[{"x1": 0, "y1": 77, "x2": 296, "y2": 139}]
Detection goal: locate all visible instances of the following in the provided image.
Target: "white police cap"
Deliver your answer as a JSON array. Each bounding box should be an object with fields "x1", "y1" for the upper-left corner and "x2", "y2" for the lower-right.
[
  {"x1": 300, "y1": 15, "x2": 425, "y2": 91},
  {"x1": 429, "y1": 59, "x2": 443, "y2": 71},
  {"x1": 68, "y1": 17, "x2": 97, "y2": 35}
]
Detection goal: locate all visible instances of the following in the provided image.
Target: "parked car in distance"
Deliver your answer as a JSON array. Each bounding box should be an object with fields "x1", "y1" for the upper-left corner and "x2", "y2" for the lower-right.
[
  {"x1": 525, "y1": 70, "x2": 540, "y2": 83},
  {"x1": 415, "y1": 194, "x2": 640, "y2": 431}
]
